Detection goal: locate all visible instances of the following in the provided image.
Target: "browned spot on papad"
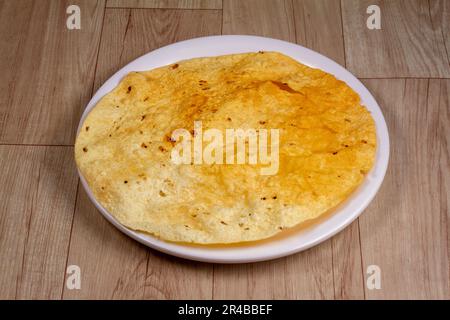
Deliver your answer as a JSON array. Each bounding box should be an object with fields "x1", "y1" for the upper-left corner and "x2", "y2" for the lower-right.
[
  {"x1": 165, "y1": 134, "x2": 176, "y2": 146},
  {"x1": 271, "y1": 81, "x2": 302, "y2": 94}
]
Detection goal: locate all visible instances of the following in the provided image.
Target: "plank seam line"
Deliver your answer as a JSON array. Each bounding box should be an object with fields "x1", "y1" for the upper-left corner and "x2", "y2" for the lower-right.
[
  {"x1": 106, "y1": 7, "x2": 222, "y2": 11},
  {"x1": 0, "y1": 143, "x2": 73, "y2": 147},
  {"x1": 60, "y1": 180, "x2": 79, "y2": 300},
  {"x1": 15, "y1": 153, "x2": 42, "y2": 299},
  {"x1": 59, "y1": 0, "x2": 107, "y2": 300},
  {"x1": 143, "y1": 250, "x2": 150, "y2": 298},
  {"x1": 291, "y1": 0, "x2": 298, "y2": 45},
  {"x1": 339, "y1": 0, "x2": 347, "y2": 68},
  {"x1": 117, "y1": 10, "x2": 132, "y2": 68},
  {"x1": 212, "y1": 264, "x2": 215, "y2": 300},
  {"x1": 89, "y1": 1, "x2": 108, "y2": 98},
  {"x1": 220, "y1": 0, "x2": 223, "y2": 35},
  {"x1": 358, "y1": 77, "x2": 450, "y2": 80},
  {"x1": 330, "y1": 239, "x2": 336, "y2": 299},
  {"x1": 357, "y1": 218, "x2": 366, "y2": 300},
  {"x1": 438, "y1": 81, "x2": 450, "y2": 298}
]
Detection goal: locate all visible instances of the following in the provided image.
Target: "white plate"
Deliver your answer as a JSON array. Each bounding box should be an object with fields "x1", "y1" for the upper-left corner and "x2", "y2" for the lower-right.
[{"x1": 77, "y1": 35, "x2": 389, "y2": 263}]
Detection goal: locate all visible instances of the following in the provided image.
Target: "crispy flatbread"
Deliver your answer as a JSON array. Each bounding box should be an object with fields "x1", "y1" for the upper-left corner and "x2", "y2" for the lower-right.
[{"x1": 75, "y1": 52, "x2": 376, "y2": 244}]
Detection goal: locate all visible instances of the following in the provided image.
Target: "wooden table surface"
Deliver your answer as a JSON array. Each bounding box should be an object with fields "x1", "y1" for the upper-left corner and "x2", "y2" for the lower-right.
[{"x1": 0, "y1": 0, "x2": 449, "y2": 300}]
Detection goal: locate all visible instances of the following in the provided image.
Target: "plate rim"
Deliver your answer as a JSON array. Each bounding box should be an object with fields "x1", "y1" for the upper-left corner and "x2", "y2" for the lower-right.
[{"x1": 77, "y1": 35, "x2": 390, "y2": 263}]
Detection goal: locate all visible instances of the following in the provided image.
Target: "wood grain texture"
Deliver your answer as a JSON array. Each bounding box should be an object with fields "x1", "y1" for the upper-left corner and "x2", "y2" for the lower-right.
[
  {"x1": 63, "y1": 187, "x2": 148, "y2": 299},
  {"x1": 437, "y1": 80, "x2": 450, "y2": 291},
  {"x1": 429, "y1": 0, "x2": 450, "y2": 64},
  {"x1": 293, "y1": 0, "x2": 345, "y2": 66},
  {"x1": 213, "y1": 242, "x2": 334, "y2": 299},
  {"x1": 106, "y1": 0, "x2": 222, "y2": 9},
  {"x1": 222, "y1": 0, "x2": 296, "y2": 41},
  {"x1": 64, "y1": 8, "x2": 220, "y2": 299},
  {"x1": 342, "y1": 0, "x2": 450, "y2": 78},
  {"x1": 0, "y1": 0, "x2": 105, "y2": 145},
  {"x1": 64, "y1": 187, "x2": 214, "y2": 299},
  {"x1": 2, "y1": 0, "x2": 450, "y2": 300},
  {"x1": 0, "y1": 146, "x2": 78, "y2": 299},
  {"x1": 143, "y1": 252, "x2": 213, "y2": 299},
  {"x1": 331, "y1": 220, "x2": 365, "y2": 299},
  {"x1": 358, "y1": 79, "x2": 449, "y2": 299},
  {"x1": 93, "y1": 8, "x2": 222, "y2": 91}
]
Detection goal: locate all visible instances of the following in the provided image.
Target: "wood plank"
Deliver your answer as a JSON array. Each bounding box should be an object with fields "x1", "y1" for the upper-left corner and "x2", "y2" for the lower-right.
[
  {"x1": 292, "y1": 0, "x2": 345, "y2": 66},
  {"x1": 64, "y1": 186, "x2": 214, "y2": 299},
  {"x1": 0, "y1": 0, "x2": 105, "y2": 145},
  {"x1": 436, "y1": 79, "x2": 450, "y2": 300},
  {"x1": 64, "y1": 8, "x2": 220, "y2": 299},
  {"x1": 0, "y1": 146, "x2": 78, "y2": 299},
  {"x1": 106, "y1": 0, "x2": 222, "y2": 9},
  {"x1": 94, "y1": 8, "x2": 222, "y2": 91},
  {"x1": 332, "y1": 220, "x2": 365, "y2": 299},
  {"x1": 429, "y1": 0, "x2": 450, "y2": 64},
  {"x1": 222, "y1": 0, "x2": 296, "y2": 41},
  {"x1": 213, "y1": 241, "x2": 334, "y2": 299},
  {"x1": 358, "y1": 79, "x2": 449, "y2": 299},
  {"x1": 63, "y1": 187, "x2": 148, "y2": 299},
  {"x1": 292, "y1": 0, "x2": 364, "y2": 299},
  {"x1": 143, "y1": 252, "x2": 213, "y2": 299},
  {"x1": 341, "y1": 0, "x2": 450, "y2": 78}
]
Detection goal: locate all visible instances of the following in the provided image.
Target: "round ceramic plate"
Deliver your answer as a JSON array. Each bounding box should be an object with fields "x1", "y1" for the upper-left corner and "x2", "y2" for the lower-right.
[{"x1": 77, "y1": 35, "x2": 389, "y2": 263}]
